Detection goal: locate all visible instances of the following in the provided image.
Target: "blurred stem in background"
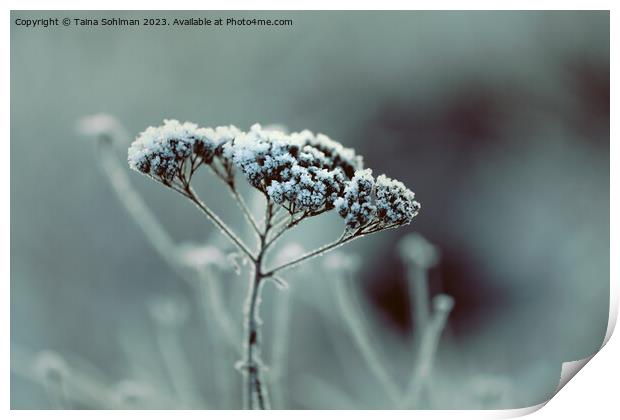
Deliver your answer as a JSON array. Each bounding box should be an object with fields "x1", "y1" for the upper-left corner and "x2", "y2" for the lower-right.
[
  {"x1": 326, "y1": 233, "x2": 453, "y2": 408},
  {"x1": 147, "y1": 296, "x2": 203, "y2": 408},
  {"x1": 331, "y1": 255, "x2": 401, "y2": 405},
  {"x1": 399, "y1": 234, "x2": 453, "y2": 408},
  {"x1": 268, "y1": 243, "x2": 303, "y2": 409},
  {"x1": 13, "y1": 345, "x2": 182, "y2": 409},
  {"x1": 85, "y1": 115, "x2": 240, "y2": 351},
  {"x1": 401, "y1": 294, "x2": 454, "y2": 408},
  {"x1": 79, "y1": 115, "x2": 242, "y2": 407},
  {"x1": 268, "y1": 286, "x2": 291, "y2": 408}
]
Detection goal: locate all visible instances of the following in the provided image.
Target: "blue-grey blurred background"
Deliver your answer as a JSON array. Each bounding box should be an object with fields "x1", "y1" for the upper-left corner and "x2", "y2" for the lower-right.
[{"x1": 11, "y1": 10, "x2": 609, "y2": 409}]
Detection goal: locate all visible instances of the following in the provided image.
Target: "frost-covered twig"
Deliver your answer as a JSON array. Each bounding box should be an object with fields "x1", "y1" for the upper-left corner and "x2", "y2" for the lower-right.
[{"x1": 181, "y1": 186, "x2": 256, "y2": 261}]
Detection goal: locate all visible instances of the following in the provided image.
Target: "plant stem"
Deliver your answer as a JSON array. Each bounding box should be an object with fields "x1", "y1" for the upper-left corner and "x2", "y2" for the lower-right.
[
  {"x1": 241, "y1": 201, "x2": 274, "y2": 409},
  {"x1": 227, "y1": 184, "x2": 262, "y2": 237},
  {"x1": 242, "y1": 264, "x2": 269, "y2": 409}
]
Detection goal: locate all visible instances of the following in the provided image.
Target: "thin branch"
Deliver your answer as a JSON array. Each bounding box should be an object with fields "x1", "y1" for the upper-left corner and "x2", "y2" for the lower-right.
[
  {"x1": 230, "y1": 188, "x2": 262, "y2": 236},
  {"x1": 264, "y1": 213, "x2": 303, "y2": 251},
  {"x1": 263, "y1": 230, "x2": 355, "y2": 276},
  {"x1": 182, "y1": 186, "x2": 256, "y2": 262},
  {"x1": 264, "y1": 207, "x2": 334, "y2": 252}
]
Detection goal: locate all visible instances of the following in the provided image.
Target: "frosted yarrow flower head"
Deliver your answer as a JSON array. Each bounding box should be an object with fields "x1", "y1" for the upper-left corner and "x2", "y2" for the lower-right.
[
  {"x1": 129, "y1": 120, "x2": 419, "y2": 232},
  {"x1": 335, "y1": 169, "x2": 420, "y2": 232},
  {"x1": 128, "y1": 119, "x2": 241, "y2": 185}
]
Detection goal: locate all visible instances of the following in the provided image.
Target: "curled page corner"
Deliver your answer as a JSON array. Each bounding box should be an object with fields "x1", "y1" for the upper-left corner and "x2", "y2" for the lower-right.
[
  {"x1": 553, "y1": 273, "x2": 619, "y2": 394},
  {"x1": 486, "y1": 286, "x2": 617, "y2": 419}
]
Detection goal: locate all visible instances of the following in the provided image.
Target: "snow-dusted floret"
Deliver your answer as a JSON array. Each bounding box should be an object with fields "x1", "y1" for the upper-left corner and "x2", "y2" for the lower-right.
[
  {"x1": 224, "y1": 124, "x2": 352, "y2": 214},
  {"x1": 128, "y1": 119, "x2": 240, "y2": 185},
  {"x1": 375, "y1": 174, "x2": 420, "y2": 226},
  {"x1": 335, "y1": 169, "x2": 420, "y2": 232},
  {"x1": 290, "y1": 130, "x2": 363, "y2": 178},
  {"x1": 335, "y1": 169, "x2": 376, "y2": 229}
]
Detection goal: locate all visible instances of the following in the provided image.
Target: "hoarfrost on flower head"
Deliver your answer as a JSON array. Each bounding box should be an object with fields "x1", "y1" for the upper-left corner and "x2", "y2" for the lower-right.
[
  {"x1": 225, "y1": 124, "x2": 354, "y2": 214},
  {"x1": 336, "y1": 169, "x2": 376, "y2": 229},
  {"x1": 128, "y1": 119, "x2": 241, "y2": 183},
  {"x1": 375, "y1": 174, "x2": 420, "y2": 226},
  {"x1": 336, "y1": 169, "x2": 420, "y2": 231}
]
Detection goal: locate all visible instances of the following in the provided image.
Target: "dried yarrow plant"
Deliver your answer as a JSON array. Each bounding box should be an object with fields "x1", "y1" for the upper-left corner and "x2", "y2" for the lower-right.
[{"x1": 126, "y1": 120, "x2": 421, "y2": 409}]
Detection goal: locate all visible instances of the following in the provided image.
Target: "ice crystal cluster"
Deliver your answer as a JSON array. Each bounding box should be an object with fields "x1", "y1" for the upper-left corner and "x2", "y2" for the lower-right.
[{"x1": 128, "y1": 120, "x2": 420, "y2": 229}]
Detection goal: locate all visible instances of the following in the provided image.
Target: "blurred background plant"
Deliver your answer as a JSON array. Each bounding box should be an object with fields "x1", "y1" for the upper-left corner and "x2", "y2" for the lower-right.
[{"x1": 11, "y1": 10, "x2": 609, "y2": 409}]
